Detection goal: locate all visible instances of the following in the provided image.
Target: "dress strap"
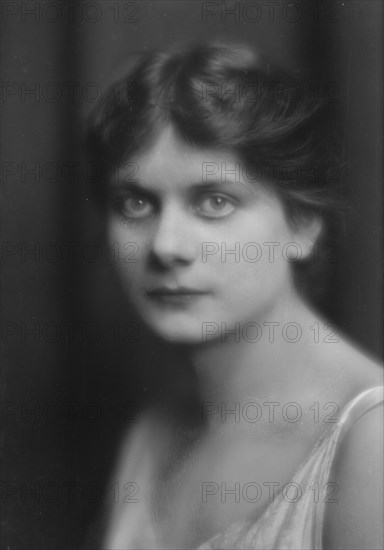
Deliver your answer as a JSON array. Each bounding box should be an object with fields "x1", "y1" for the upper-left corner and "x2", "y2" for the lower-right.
[
  {"x1": 337, "y1": 385, "x2": 384, "y2": 434},
  {"x1": 198, "y1": 387, "x2": 384, "y2": 550},
  {"x1": 312, "y1": 385, "x2": 384, "y2": 548}
]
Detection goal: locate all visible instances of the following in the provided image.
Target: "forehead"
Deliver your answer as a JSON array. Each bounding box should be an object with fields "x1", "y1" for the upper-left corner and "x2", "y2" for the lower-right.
[{"x1": 116, "y1": 124, "x2": 243, "y2": 186}]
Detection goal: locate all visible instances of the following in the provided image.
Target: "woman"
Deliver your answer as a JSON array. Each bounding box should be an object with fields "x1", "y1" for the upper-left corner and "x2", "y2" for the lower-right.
[{"x1": 86, "y1": 43, "x2": 383, "y2": 549}]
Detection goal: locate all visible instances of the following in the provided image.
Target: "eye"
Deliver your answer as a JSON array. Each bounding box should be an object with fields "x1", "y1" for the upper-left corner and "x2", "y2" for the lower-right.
[
  {"x1": 196, "y1": 195, "x2": 236, "y2": 218},
  {"x1": 118, "y1": 194, "x2": 154, "y2": 219}
]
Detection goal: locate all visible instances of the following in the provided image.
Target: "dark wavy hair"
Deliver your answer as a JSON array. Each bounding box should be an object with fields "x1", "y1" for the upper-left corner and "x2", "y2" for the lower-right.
[{"x1": 86, "y1": 42, "x2": 346, "y2": 304}]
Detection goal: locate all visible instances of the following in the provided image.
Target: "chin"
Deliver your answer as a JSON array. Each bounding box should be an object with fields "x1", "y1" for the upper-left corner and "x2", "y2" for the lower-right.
[
  {"x1": 129, "y1": 297, "x2": 214, "y2": 345},
  {"x1": 135, "y1": 309, "x2": 206, "y2": 345},
  {"x1": 147, "y1": 320, "x2": 205, "y2": 345}
]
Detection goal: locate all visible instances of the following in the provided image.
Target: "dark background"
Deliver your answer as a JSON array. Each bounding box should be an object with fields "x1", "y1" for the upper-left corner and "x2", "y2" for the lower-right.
[{"x1": 1, "y1": 1, "x2": 383, "y2": 548}]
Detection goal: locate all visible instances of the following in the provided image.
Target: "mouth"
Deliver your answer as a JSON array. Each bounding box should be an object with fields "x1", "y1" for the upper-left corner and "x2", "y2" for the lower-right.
[
  {"x1": 145, "y1": 287, "x2": 212, "y2": 305},
  {"x1": 147, "y1": 286, "x2": 210, "y2": 295}
]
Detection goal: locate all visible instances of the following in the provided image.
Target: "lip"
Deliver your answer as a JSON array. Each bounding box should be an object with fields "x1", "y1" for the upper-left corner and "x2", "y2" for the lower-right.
[{"x1": 146, "y1": 287, "x2": 211, "y2": 297}]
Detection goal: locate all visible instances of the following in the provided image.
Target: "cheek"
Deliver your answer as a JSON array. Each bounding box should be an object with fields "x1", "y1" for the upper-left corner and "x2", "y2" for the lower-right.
[
  {"x1": 206, "y1": 211, "x2": 295, "y2": 291},
  {"x1": 208, "y1": 246, "x2": 291, "y2": 291},
  {"x1": 220, "y1": 210, "x2": 294, "y2": 260},
  {"x1": 106, "y1": 221, "x2": 146, "y2": 284},
  {"x1": 107, "y1": 215, "x2": 154, "y2": 251}
]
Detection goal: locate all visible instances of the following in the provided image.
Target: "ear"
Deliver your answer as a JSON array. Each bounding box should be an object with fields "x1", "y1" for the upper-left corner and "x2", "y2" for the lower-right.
[{"x1": 291, "y1": 215, "x2": 323, "y2": 260}]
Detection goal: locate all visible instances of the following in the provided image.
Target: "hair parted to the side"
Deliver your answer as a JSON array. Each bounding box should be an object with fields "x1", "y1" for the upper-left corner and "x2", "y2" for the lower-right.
[{"x1": 86, "y1": 41, "x2": 347, "y2": 304}]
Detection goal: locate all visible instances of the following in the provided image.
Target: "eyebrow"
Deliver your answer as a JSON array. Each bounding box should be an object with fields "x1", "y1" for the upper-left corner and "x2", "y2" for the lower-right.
[
  {"x1": 109, "y1": 178, "x2": 256, "y2": 194},
  {"x1": 109, "y1": 180, "x2": 148, "y2": 192}
]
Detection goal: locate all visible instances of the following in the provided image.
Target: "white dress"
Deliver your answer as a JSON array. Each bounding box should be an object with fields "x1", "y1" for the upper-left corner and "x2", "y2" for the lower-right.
[{"x1": 100, "y1": 386, "x2": 383, "y2": 549}]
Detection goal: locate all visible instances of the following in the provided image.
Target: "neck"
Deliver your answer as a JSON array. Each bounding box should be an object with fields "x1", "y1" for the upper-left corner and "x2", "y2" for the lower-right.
[{"x1": 173, "y1": 291, "x2": 320, "y2": 410}]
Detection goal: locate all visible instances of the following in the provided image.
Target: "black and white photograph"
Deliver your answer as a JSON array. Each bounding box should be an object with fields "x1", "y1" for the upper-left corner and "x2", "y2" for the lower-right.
[{"x1": 1, "y1": 1, "x2": 383, "y2": 549}]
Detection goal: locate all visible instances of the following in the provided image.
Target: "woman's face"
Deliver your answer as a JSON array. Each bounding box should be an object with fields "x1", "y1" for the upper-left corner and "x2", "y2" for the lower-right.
[{"x1": 106, "y1": 125, "x2": 315, "y2": 343}]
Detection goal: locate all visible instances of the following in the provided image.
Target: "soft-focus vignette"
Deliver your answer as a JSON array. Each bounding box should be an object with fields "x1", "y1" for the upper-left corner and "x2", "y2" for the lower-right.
[{"x1": 1, "y1": 1, "x2": 383, "y2": 549}]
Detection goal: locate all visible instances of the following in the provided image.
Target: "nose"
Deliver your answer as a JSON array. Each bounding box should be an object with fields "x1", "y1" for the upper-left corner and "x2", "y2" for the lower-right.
[{"x1": 150, "y1": 203, "x2": 196, "y2": 267}]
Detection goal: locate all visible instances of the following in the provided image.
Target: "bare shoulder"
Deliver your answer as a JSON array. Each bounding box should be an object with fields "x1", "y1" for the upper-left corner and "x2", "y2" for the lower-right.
[
  {"x1": 310, "y1": 319, "x2": 383, "y2": 400},
  {"x1": 340, "y1": 337, "x2": 383, "y2": 391},
  {"x1": 339, "y1": 332, "x2": 383, "y2": 378},
  {"x1": 307, "y1": 324, "x2": 383, "y2": 549},
  {"x1": 323, "y1": 389, "x2": 384, "y2": 549}
]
